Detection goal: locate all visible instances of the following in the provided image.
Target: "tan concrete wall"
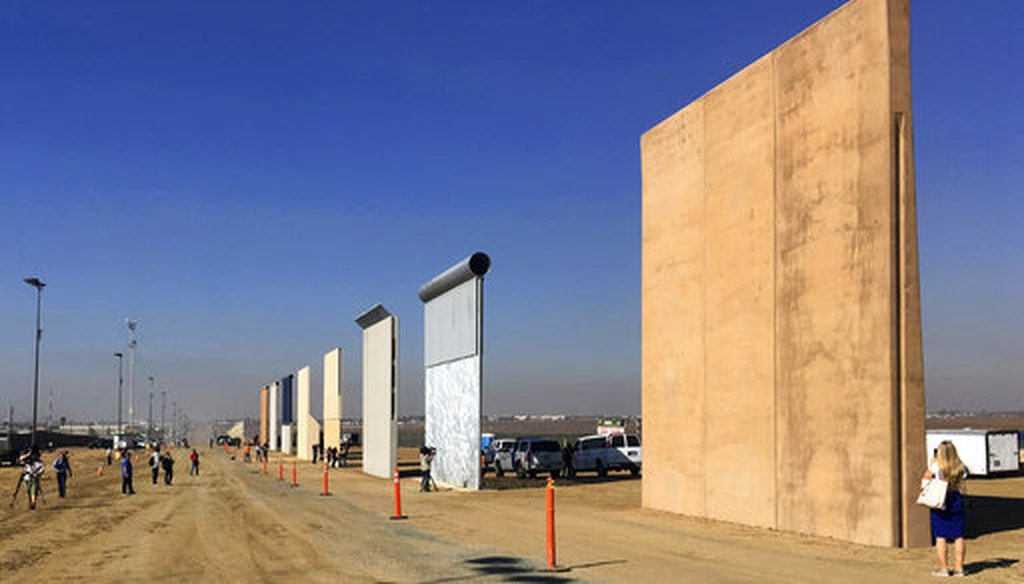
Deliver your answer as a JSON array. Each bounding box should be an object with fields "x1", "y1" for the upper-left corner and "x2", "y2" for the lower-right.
[
  {"x1": 640, "y1": 0, "x2": 926, "y2": 547},
  {"x1": 323, "y1": 348, "x2": 343, "y2": 451}
]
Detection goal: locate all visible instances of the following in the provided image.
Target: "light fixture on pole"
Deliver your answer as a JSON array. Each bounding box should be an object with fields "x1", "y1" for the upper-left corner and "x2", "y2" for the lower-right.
[
  {"x1": 126, "y1": 319, "x2": 138, "y2": 433},
  {"x1": 23, "y1": 277, "x2": 45, "y2": 451},
  {"x1": 114, "y1": 353, "x2": 124, "y2": 437}
]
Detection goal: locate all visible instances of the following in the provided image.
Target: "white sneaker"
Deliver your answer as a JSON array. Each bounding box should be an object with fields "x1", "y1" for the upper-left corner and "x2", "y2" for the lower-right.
[{"x1": 932, "y1": 570, "x2": 950, "y2": 577}]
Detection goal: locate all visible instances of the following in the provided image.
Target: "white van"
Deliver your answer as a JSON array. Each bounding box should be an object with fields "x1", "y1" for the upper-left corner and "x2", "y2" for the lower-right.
[{"x1": 571, "y1": 434, "x2": 641, "y2": 477}]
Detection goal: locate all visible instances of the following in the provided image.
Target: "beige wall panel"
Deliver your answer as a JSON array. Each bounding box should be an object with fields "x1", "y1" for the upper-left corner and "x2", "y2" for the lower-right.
[
  {"x1": 773, "y1": 0, "x2": 897, "y2": 546},
  {"x1": 703, "y1": 56, "x2": 777, "y2": 528},
  {"x1": 296, "y1": 366, "x2": 313, "y2": 460},
  {"x1": 641, "y1": 102, "x2": 707, "y2": 517},
  {"x1": 362, "y1": 316, "x2": 397, "y2": 479},
  {"x1": 641, "y1": 0, "x2": 925, "y2": 547},
  {"x1": 323, "y1": 348, "x2": 343, "y2": 451}
]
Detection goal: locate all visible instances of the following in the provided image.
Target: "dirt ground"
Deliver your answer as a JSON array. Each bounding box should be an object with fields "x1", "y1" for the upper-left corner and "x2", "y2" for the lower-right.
[{"x1": 0, "y1": 446, "x2": 1020, "y2": 583}]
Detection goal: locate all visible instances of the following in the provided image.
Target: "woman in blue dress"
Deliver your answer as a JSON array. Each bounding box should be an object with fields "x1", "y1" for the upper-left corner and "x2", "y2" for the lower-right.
[{"x1": 923, "y1": 440, "x2": 968, "y2": 577}]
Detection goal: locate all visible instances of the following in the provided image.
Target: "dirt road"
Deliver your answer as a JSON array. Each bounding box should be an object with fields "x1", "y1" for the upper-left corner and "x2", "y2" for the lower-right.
[{"x1": 1, "y1": 447, "x2": 1021, "y2": 582}]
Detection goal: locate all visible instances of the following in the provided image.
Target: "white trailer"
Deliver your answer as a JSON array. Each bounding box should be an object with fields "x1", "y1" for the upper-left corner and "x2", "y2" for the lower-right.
[{"x1": 926, "y1": 429, "x2": 1020, "y2": 476}]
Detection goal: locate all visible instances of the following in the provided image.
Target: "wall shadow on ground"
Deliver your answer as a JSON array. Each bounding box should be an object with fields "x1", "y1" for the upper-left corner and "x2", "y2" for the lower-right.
[
  {"x1": 965, "y1": 494, "x2": 1024, "y2": 538},
  {"x1": 426, "y1": 555, "x2": 579, "y2": 583}
]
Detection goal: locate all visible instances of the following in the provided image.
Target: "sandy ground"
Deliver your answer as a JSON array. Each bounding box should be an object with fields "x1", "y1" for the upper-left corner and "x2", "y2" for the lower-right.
[{"x1": 0, "y1": 446, "x2": 1021, "y2": 583}]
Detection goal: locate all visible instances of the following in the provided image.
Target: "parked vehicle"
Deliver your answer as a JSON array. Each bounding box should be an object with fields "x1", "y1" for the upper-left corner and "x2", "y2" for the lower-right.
[
  {"x1": 572, "y1": 434, "x2": 642, "y2": 477},
  {"x1": 512, "y1": 438, "x2": 563, "y2": 479},
  {"x1": 926, "y1": 429, "x2": 1020, "y2": 476},
  {"x1": 490, "y1": 439, "x2": 518, "y2": 476}
]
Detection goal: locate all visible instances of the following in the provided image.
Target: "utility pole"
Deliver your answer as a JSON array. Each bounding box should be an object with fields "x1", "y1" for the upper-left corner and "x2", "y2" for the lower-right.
[
  {"x1": 172, "y1": 401, "x2": 178, "y2": 445},
  {"x1": 23, "y1": 277, "x2": 45, "y2": 450},
  {"x1": 114, "y1": 353, "x2": 124, "y2": 436},
  {"x1": 126, "y1": 319, "x2": 138, "y2": 433},
  {"x1": 147, "y1": 376, "x2": 154, "y2": 444},
  {"x1": 160, "y1": 390, "x2": 166, "y2": 440}
]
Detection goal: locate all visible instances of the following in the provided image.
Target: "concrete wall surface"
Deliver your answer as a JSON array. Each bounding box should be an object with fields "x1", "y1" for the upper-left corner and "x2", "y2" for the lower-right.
[
  {"x1": 259, "y1": 386, "x2": 269, "y2": 446},
  {"x1": 323, "y1": 348, "x2": 343, "y2": 452},
  {"x1": 296, "y1": 366, "x2": 312, "y2": 461},
  {"x1": 362, "y1": 316, "x2": 397, "y2": 479},
  {"x1": 281, "y1": 423, "x2": 293, "y2": 455},
  {"x1": 640, "y1": 0, "x2": 926, "y2": 547},
  {"x1": 268, "y1": 381, "x2": 279, "y2": 451}
]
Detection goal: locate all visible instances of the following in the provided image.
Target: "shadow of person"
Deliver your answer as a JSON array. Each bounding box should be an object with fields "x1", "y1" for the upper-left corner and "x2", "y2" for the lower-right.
[
  {"x1": 965, "y1": 494, "x2": 1024, "y2": 538},
  {"x1": 964, "y1": 558, "x2": 1018, "y2": 576}
]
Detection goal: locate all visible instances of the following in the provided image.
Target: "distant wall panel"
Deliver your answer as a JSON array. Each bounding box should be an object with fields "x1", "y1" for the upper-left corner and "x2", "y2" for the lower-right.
[
  {"x1": 362, "y1": 316, "x2": 397, "y2": 479},
  {"x1": 323, "y1": 348, "x2": 343, "y2": 452}
]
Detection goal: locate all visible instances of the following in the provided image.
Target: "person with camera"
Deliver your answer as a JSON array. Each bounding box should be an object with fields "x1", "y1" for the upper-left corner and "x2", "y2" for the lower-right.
[{"x1": 419, "y1": 445, "x2": 436, "y2": 492}]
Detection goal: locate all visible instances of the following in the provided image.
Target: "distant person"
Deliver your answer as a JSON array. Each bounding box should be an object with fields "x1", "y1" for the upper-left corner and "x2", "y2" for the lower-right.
[
  {"x1": 419, "y1": 446, "x2": 436, "y2": 492},
  {"x1": 161, "y1": 451, "x2": 175, "y2": 485},
  {"x1": 924, "y1": 440, "x2": 969, "y2": 577},
  {"x1": 149, "y1": 447, "x2": 162, "y2": 485},
  {"x1": 339, "y1": 442, "x2": 350, "y2": 468},
  {"x1": 189, "y1": 449, "x2": 200, "y2": 476},
  {"x1": 52, "y1": 450, "x2": 73, "y2": 498},
  {"x1": 12, "y1": 450, "x2": 45, "y2": 509},
  {"x1": 311, "y1": 443, "x2": 319, "y2": 465},
  {"x1": 105, "y1": 446, "x2": 113, "y2": 466},
  {"x1": 121, "y1": 451, "x2": 135, "y2": 495},
  {"x1": 561, "y1": 441, "x2": 574, "y2": 478},
  {"x1": 243, "y1": 443, "x2": 251, "y2": 463}
]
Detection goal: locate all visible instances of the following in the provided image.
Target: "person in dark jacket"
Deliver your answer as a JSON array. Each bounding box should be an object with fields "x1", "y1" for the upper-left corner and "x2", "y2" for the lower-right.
[
  {"x1": 161, "y1": 451, "x2": 175, "y2": 485},
  {"x1": 52, "y1": 451, "x2": 73, "y2": 498},
  {"x1": 121, "y1": 451, "x2": 135, "y2": 495}
]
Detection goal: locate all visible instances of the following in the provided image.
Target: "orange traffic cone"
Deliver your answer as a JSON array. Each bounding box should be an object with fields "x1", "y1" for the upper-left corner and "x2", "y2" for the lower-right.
[{"x1": 97, "y1": 466, "x2": 104, "y2": 477}]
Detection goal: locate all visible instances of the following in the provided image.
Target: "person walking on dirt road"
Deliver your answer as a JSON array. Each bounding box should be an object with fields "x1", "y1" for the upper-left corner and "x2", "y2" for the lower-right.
[
  {"x1": 189, "y1": 449, "x2": 200, "y2": 476},
  {"x1": 121, "y1": 451, "x2": 135, "y2": 495},
  {"x1": 11, "y1": 450, "x2": 46, "y2": 509},
  {"x1": 161, "y1": 451, "x2": 175, "y2": 485},
  {"x1": 52, "y1": 450, "x2": 73, "y2": 498},
  {"x1": 149, "y1": 447, "x2": 161, "y2": 485}
]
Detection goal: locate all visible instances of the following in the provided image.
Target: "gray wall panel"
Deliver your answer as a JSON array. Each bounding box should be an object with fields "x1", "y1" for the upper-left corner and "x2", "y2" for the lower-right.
[{"x1": 424, "y1": 279, "x2": 479, "y2": 367}]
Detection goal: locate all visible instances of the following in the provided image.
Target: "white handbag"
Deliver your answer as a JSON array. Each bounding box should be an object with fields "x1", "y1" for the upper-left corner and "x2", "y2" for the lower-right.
[{"x1": 916, "y1": 478, "x2": 948, "y2": 510}]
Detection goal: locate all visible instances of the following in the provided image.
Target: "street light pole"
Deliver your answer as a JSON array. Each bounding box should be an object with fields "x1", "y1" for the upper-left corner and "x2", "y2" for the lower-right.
[
  {"x1": 148, "y1": 376, "x2": 154, "y2": 444},
  {"x1": 23, "y1": 277, "x2": 45, "y2": 451},
  {"x1": 126, "y1": 319, "x2": 138, "y2": 433},
  {"x1": 114, "y1": 353, "x2": 124, "y2": 437},
  {"x1": 160, "y1": 390, "x2": 166, "y2": 440}
]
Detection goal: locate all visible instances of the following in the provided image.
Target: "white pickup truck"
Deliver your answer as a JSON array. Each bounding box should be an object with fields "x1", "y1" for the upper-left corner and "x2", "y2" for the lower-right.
[{"x1": 571, "y1": 434, "x2": 641, "y2": 477}]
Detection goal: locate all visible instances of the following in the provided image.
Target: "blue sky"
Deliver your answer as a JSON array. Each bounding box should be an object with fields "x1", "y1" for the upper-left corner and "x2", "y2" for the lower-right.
[{"x1": 1, "y1": 1, "x2": 1021, "y2": 423}]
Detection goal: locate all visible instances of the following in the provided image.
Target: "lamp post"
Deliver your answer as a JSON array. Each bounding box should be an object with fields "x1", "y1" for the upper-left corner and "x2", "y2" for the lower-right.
[
  {"x1": 148, "y1": 376, "x2": 154, "y2": 444},
  {"x1": 114, "y1": 353, "x2": 124, "y2": 437},
  {"x1": 126, "y1": 319, "x2": 138, "y2": 432},
  {"x1": 160, "y1": 390, "x2": 166, "y2": 440},
  {"x1": 23, "y1": 277, "x2": 45, "y2": 450}
]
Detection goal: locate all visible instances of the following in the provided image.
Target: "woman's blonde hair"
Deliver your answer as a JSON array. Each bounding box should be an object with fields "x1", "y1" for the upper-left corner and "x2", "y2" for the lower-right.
[{"x1": 936, "y1": 441, "x2": 967, "y2": 491}]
